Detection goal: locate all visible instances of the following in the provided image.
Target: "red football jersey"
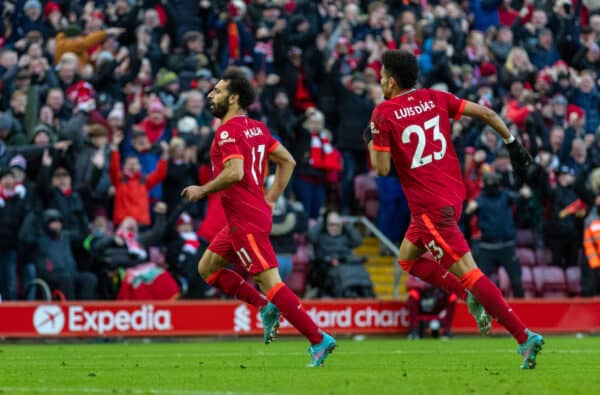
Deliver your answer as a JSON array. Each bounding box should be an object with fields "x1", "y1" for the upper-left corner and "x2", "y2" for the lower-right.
[
  {"x1": 210, "y1": 115, "x2": 280, "y2": 234},
  {"x1": 371, "y1": 88, "x2": 467, "y2": 214}
]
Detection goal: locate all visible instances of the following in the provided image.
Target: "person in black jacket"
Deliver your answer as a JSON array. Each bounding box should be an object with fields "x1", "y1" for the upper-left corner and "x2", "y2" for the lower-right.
[
  {"x1": 0, "y1": 168, "x2": 27, "y2": 300},
  {"x1": 330, "y1": 68, "x2": 374, "y2": 215},
  {"x1": 165, "y1": 211, "x2": 211, "y2": 299},
  {"x1": 466, "y1": 172, "x2": 524, "y2": 297},
  {"x1": 544, "y1": 165, "x2": 584, "y2": 268},
  {"x1": 163, "y1": 137, "x2": 197, "y2": 216},
  {"x1": 19, "y1": 209, "x2": 97, "y2": 300}
]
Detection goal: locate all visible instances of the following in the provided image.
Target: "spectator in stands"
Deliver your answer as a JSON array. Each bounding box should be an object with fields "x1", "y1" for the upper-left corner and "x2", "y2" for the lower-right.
[
  {"x1": 0, "y1": 167, "x2": 27, "y2": 300},
  {"x1": 466, "y1": 172, "x2": 524, "y2": 297},
  {"x1": 569, "y1": 71, "x2": 600, "y2": 135},
  {"x1": 307, "y1": 210, "x2": 372, "y2": 297},
  {"x1": 88, "y1": 202, "x2": 167, "y2": 273},
  {"x1": 329, "y1": 68, "x2": 374, "y2": 214},
  {"x1": 291, "y1": 108, "x2": 330, "y2": 220},
  {"x1": 36, "y1": 148, "x2": 89, "y2": 256},
  {"x1": 73, "y1": 123, "x2": 110, "y2": 215},
  {"x1": 544, "y1": 165, "x2": 584, "y2": 268},
  {"x1": 163, "y1": 137, "x2": 197, "y2": 216},
  {"x1": 165, "y1": 211, "x2": 210, "y2": 299},
  {"x1": 110, "y1": 131, "x2": 168, "y2": 226},
  {"x1": 265, "y1": 175, "x2": 308, "y2": 281},
  {"x1": 529, "y1": 28, "x2": 561, "y2": 70},
  {"x1": 177, "y1": 90, "x2": 213, "y2": 129},
  {"x1": 19, "y1": 208, "x2": 97, "y2": 300},
  {"x1": 262, "y1": 85, "x2": 296, "y2": 150}
]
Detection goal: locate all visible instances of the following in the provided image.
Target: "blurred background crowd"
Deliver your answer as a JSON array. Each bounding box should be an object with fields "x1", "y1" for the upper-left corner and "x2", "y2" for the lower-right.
[{"x1": 0, "y1": 0, "x2": 600, "y2": 302}]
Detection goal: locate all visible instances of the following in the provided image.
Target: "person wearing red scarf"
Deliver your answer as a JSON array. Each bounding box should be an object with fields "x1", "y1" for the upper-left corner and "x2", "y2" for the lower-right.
[{"x1": 136, "y1": 99, "x2": 171, "y2": 144}]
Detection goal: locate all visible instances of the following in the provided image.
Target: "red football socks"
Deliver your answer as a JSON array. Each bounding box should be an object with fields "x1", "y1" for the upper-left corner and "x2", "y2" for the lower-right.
[
  {"x1": 461, "y1": 269, "x2": 528, "y2": 344},
  {"x1": 205, "y1": 269, "x2": 268, "y2": 309},
  {"x1": 267, "y1": 283, "x2": 323, "y2": 345},
  {"x1": 401, "y1": 257, "x2": 468, "y2": 300}
]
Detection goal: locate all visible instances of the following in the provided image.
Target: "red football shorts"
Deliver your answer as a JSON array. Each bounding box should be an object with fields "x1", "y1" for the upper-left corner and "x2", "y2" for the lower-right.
[
  {"x1": 404, "y1": 205, "x2": 470, "y2": 269},
  {"x1": 208, "y1": 225, "x2": 279, "y2": 275}
]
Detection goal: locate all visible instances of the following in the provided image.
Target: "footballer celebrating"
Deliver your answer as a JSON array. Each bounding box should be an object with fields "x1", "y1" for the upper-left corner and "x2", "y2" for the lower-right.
[
  {"x1": 182, "y1": 68, "x2": 336, "y2": 367},
  {"x1": 367, "y1": 50, "x2": 544, "y2": 369}
]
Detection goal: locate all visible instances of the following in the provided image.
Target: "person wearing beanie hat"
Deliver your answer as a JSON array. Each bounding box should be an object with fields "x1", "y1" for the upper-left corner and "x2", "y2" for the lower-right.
[
  {"x1": 8, "y1": 154, "x2": 28, "y2": 202},
  {"x1": 567, "y1": 104, "x2": 586, "y2": 123},
  {"x1": 44, "y1": 1, "x2": 61, "y2": 17},
  {"x1": 24, "y1": 0, "x2": 41, "y2": 11},
  {"x1": 9, "y1": 155, "x2": 27, "y2": 172},
  {"x1": 479, "y1": 62, "x2": 497, "y2": 78},
  {"x1": 156, "y1": 69, "x2": 179, "y2": 89}
]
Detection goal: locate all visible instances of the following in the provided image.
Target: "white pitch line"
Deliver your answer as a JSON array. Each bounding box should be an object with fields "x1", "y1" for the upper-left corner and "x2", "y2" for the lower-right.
[
  {"x1": 0, "y1": 387, "x2": 278, "y2": 395},
  {"x1": 8, "y1": 349, "x2": 594, "y2": 361}
]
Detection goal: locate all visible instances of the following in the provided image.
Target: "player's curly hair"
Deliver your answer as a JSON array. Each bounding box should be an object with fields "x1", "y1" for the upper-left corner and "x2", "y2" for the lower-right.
[
  {"x1": 381, "y1": 50, "x2": 419, "y2": 90},
  {"x1": 221, "y1": 67, "x2": 256, "y2": 110}
]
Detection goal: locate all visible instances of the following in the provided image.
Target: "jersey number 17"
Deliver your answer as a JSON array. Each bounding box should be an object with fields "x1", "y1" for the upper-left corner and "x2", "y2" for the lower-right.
[{"x1": 250, "y1": 144, "x2": 266, "y2": 185}]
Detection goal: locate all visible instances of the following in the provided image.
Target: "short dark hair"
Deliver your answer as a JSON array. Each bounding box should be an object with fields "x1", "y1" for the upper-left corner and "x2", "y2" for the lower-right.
[
  {"x1": 221, "y1": 67, "x2": 256, "y2": 110},
  {"x1": 381, "y1": 50, "x2": 419, "y2": 90}
]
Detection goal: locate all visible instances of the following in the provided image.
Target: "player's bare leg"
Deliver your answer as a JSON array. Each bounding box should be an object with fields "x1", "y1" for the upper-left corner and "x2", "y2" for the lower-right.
[
  {"x1": 255, "y1": 268, "x2": 336, "y2": 367},
  {"x1": 449, "y1": 253, "x2": 544, "y2": 369},
  {"x1": 397, "y1": 238, "x2": 491, "y2": 334},
  {"x1": 198, "y1": 250, "x2": 280, "y2": 344}
]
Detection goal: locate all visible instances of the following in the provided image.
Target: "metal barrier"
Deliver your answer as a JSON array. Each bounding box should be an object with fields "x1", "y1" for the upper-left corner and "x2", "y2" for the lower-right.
[{"x1": 343, "y1": 216, "x2": 403, "y2": 300}]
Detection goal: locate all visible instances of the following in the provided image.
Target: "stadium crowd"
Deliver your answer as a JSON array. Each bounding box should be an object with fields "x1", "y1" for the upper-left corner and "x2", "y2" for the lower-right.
[{"x1": 1, "y1": 0, "x2": 600, "y2": 301}]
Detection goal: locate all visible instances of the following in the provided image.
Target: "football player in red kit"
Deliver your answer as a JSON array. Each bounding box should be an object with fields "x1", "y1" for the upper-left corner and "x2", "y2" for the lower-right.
[
  {"x1": 366, "y1": 50, "x2": 543, "y2": 369},
  {"x1": 182, "y1": 68, "x2": 335, "y2": 367}
]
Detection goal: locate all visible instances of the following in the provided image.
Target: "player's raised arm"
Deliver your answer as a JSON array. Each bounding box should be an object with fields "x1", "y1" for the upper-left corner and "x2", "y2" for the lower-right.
[
  {"x1": 461, "y1": 101, "x2": 533, "y2": 176},
  {"x1": 181, "y1": 157, "x2": 244, "y2": 202},
  {"x1": 265, "y1": 144, "x2": 296, "y2": 204}
]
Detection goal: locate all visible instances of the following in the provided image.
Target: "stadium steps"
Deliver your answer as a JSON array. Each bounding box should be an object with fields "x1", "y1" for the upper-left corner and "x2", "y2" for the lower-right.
[{"x1": 355, "y1": 237, "x2": 406, "y2": 300}]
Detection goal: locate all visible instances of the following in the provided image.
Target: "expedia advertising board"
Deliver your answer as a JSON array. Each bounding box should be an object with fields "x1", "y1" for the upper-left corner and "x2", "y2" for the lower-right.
[{"x1": 0, "y1": 299, "x2": 598, "y2": 338}]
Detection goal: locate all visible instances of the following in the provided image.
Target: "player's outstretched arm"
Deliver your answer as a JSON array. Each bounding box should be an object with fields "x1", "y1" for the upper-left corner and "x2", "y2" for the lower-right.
[
  {"x1": 461, "y1": 101, "x2": 533, "y2": 176},
  {"x1": 181, "y1": 158, "x2": 244, "y2": 202},
  {"x1": 266, "y1": 144, "x2": 296, "y2": 204}
]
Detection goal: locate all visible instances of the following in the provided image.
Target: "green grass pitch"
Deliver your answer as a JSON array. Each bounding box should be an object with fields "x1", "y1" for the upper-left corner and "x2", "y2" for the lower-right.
[{"x1": 1, "y1": 336, "x2": 599, "y2": 395}]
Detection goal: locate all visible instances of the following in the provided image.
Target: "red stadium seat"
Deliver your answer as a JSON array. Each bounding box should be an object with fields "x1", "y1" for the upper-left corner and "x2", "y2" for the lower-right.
[
  {"x1": 288, "y1": 245, "x2": 310, "y2": 296},
  {"x1": 520, "y1": 266, "x2": 537, "y2": 298},
  {"x1": 565, "y1": 266, "x2": 581, "y2": 296},
  {"x1": 516, "y1": 247, "x2": 536, "y2": 267},
  {"x1": 535, "y1": 248, "x2": 552, "y2": 266},
  {"x1": 354, "y1": 173, "x2": 377, "y2": 206},
  {"x1": 515, "y1": 229, "x2": 535, "y2": 248},
  {"x1": 497, "y1": 266, "x2": 511, "y2": 296},
  {"x1": 364, "y1": 190, "x2": 379, "y2": 220},
  {"x1": 533, "y1": 266, "x2": 568, "y2": 298}
]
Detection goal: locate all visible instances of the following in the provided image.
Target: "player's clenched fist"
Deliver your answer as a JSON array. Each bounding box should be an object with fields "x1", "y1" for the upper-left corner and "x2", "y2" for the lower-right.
[
  {"x1": 181, "y1": 185, "x2": 207, "y2": 202},
  {"x1": 505, "y1": 139, "x2": 533, "y2": 177}
]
